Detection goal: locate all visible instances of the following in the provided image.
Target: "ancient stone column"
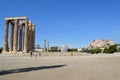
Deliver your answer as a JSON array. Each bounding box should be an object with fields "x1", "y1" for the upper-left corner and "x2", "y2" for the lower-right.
[
  {"x1": 13, "y1": 19, "x2": 18, "y2": 53},
  {"x1": 44, "y1": 39, "x2": 46, "y2": 52},
  {"x1": 2, "y1": 20, "x2": 9, "y2": 53},
  {"x1": 22, "y1": 26, "x2": 25, "y2": 51},
  {"x1": 32, "y1": 24, "x2": 35, "y2": 51},
  {"x1": 47, "y1": 41, "x2": 49, "y2": 52},
  {"x1": 2, "y1": 16, "x2": 35, "y2": 53},
  {"x1": 24, "y1": 19, "x2": 28, "y2": 53},
  {"x1": 9, "y1": 24, "x2": 14, "y2": 52},
  {"x1": 28, "y1": 21, "x2": 32, "y2": 51},
  {"x1": 19, "y1": 23, "x2": 23, "y2": 51}
]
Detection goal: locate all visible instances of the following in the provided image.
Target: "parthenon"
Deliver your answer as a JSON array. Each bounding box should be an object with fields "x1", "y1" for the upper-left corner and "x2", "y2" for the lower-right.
[{"x1": 2, "y1": 16, "x2": 35, "y2": 53}]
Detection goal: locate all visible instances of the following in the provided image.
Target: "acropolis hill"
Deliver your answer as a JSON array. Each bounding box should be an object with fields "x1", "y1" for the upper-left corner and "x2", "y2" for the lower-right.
[{"x1": 89, "y1": 39, "x2": 114, "y2": 49}]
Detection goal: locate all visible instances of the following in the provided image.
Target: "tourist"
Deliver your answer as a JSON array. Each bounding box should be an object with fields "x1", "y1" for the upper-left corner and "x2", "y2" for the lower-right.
[
  {"x1": 30, "y1": 51, "x2": 33, "y2": 57},
  {"x1": 39, "y1": 52, "x2": 41, "y2": 57}
]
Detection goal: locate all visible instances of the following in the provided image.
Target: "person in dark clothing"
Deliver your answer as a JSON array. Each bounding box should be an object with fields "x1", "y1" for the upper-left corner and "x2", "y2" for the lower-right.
[
  {"x1": 30, "y1": 51, "x2": 33, "y2": 57},
  {"x1": 39, "y1": 52, "x2": 41, "y2": 57}
]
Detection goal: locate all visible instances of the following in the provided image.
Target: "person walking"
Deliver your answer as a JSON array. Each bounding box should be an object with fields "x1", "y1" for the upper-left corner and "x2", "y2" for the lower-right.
[{"x1": 39, "y1": 52, "x2": 41, "y2": 57}]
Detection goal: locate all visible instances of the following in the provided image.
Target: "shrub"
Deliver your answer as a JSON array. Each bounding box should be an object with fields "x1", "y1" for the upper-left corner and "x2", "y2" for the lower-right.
[
  {"x1": 81, "y1": 48, "x2": 91, "y2": 53},
  {"x1": 103, "y1": 45, "x2": 117, "y2": 53},
  {"x1": 68, "y1": 48, "x2": 77, "y2": 52},
  {"x1": 49, "y1": 46, "x2": 58, "y2": 52},
  {"x1": 0, "y1": 47, "x2": 3, "y2": 53},
  {"x1": 91, "y1": 48, "x2": 102, "y2": 54}
]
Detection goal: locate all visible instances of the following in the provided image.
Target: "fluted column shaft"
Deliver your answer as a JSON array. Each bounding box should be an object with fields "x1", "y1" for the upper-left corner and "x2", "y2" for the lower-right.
[
  {"x1": 44, "y1": 39, "x2": 46, "y2": 52},
  {"x1": 32, "y1": 25, "x2": 35, "y2": 51},
  {"x1": 13, "y1": 19, "x2": 18, "y2": 53},
  {"x1": 47, "y1": 41, "x2": 49, "y2": 52},
  {"x1": 22, "y1": 27, "x2": 25, "y2": 51},
  {"x1": 10, "y1": 24, "x2": 14, "y2": 52},
  {"x1": 3, "y1": 20, "x2": 9, "y2": 53},
  {"x1": 24, "y1": 19, "x2": 28, "y2": 53},
  {"x1": 28, "y1": 22, "x2": 32, "y2": 51},
  {"x1": 27, "y1": 23, "x2": 30, "y2": 51},
  {"x1": 19, "y1": 24, "x2": 23, "y2": 51}
]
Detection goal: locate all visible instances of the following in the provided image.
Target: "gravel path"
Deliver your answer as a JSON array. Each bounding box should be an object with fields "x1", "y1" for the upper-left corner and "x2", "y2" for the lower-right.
[{"x1": 0, "y1": 54, "x2": 120, "y2": 80}]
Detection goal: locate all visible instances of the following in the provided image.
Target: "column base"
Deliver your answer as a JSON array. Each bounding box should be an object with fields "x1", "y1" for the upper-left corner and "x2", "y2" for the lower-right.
[
  {"x1": 12, "y1": 51, "x2": 17, "y2": 54},
  {"x1": 2, "y1": 50, "x2": 8, "y2": 54}
]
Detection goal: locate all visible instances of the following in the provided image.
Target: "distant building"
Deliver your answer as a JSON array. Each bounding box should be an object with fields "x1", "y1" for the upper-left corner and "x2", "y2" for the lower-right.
[
  {"x1": 59, "y1": 45, "x2": 68, "y2": 52},
  {"x1": 88, "y1": 39, "x2": 114, "y2": 49},
  {"x1": 34, "y1": 45, "x2": 43, "y2": 52},
  {"x1": 34, "y1": 45, "x2": 40, "y2": 49},
  {"x1": 77, "y1": 48, "x2": 82, "y2": 52}
]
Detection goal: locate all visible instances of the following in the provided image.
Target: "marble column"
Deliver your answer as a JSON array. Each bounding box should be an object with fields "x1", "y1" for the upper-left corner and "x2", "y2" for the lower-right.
[
  {"x1": 44, "y1": 39, "x2": 46, "y2": 52},
  {"x1": 24, "y1": 19, "x2": 28, "y2": 53},
  {"x1": 19, "y1": 24, "x2": 23, "y2": 51},
  {"x1": 2, "y1": 20, "x2": 9, "y2": 53},
  {"x1": 32, "y1": 24, "x2": 35, "y2": 51},
  {"x1": 28, "y1": 21, "x2": 32, "y2": 51},
  {"x1": 10, "y1": 24, "x2": 14, "y2": 52},
  {"x1": 22, "y1": 26, "x2": 25, "y2": 51},
  {"x1": 28, "y1": 22, "x2": 30, "y2": 52},
  {"x1": 47, "y1": 41, "x2": 49, "y2": 52},
  {"x1": 13, "y1": 19, "x2": 18, "y2": 53}
]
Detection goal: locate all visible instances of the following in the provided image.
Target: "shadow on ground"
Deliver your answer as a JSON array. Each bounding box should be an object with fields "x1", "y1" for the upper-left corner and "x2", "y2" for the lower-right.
[{"x1": 0, "y1": 65, "x2": 66, "y2": 75}]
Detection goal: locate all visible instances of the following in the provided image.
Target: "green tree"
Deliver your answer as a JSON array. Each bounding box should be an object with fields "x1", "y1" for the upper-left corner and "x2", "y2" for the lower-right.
[
  {"x1": 103, "y1": 48, "x2": 110, "y2": 53},
  {"x1": 103, "y1": 45, "x2": 117, "y2": 53},
  {"x1": 116, "y1": 47, "x2": 120, "y2": 52},
  {"x1": 81, "y1": 48, "x2": 87, "y2": 52},
  {"x1": 50, "y1": 46, "x2": 58, "y2": 52},
  {"x1": 91, "y1": 48, "x2": 102, "y2": 54},
  {"x1": 68, "y1": 48, "x2": 77, "y2": 52},
  {"x1": 81, "y1": 48, "x2": 91, "y2": 53},
  {"x1": 116, "y1": 44, "x2": 120, "y2": 52}
]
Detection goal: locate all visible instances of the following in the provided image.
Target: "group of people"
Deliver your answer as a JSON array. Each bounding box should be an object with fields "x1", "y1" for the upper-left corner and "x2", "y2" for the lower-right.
[{"x1": 30, "y1": 51, "x2": 41, "y2": 59}]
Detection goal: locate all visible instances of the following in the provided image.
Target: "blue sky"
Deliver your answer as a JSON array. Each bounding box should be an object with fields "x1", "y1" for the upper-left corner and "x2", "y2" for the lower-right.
[{"x1": 0, "y1": 0, "x2": 120, "y2": 48}]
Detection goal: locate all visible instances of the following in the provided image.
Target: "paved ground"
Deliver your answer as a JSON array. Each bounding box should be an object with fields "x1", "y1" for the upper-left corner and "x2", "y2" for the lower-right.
[{"x1": 0, "y1": 54, "x2": 120, "y2": 80}]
